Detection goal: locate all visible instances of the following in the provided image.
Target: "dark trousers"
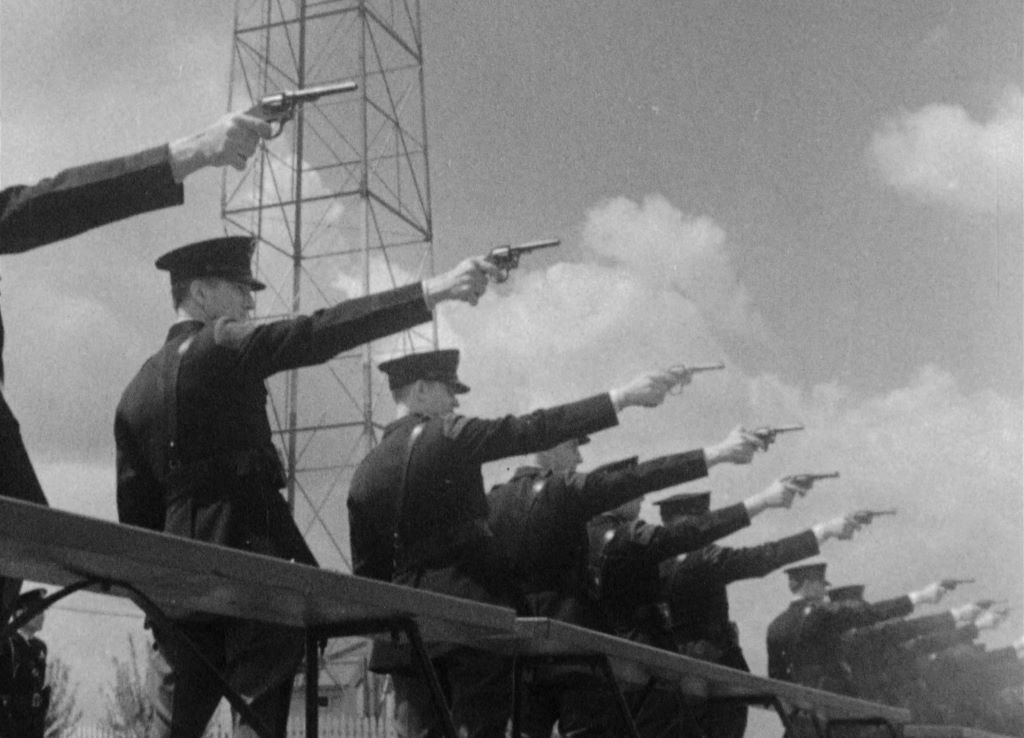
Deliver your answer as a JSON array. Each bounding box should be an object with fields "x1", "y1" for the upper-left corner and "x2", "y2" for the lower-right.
[
  {"x1": 677, "y1": 641, "x2": 750, "y2": 738},
  {"x1": 628, "y1": 685, "x2": 699, "y2": 738},
  {"x1": 519, "y1": 667, "x2": 620, "y2": 738},
  {"x1": 146, "y1": 618, "x2": 303, "y2": 738},
  {"x1": 0, "y1": 391, "x2": 48, "y2": 624},
  {"x1": 391, "y1": 647, "x2": 511, "y2": 738}
]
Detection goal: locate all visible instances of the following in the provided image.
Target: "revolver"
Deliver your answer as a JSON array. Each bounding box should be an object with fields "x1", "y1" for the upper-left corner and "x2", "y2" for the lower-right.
[
  {"x1": 850, "y1": 508, "x2": 897, "y2": 524},
  {"x1": 940, "y1": 578, "x2": 976, "y2": 591},
  {"x1": 666, "y1": 362, "x2": 725, "y2": 394},
  {"x1": 486, "y1": 239, "x2": 561, "y2": 283},
  {"x1": 257, "y1": 80, "x2": 359, "y2": 137}
]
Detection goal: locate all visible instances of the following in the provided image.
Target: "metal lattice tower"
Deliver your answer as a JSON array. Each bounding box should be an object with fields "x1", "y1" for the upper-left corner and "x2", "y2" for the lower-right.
[{"x1": 222, "y1": 0, "x2": 436, "y2": 572}]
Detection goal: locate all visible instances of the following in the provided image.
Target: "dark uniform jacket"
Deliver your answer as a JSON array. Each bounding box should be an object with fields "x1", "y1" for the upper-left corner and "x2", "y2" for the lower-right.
[
  {"x1": 661, "y1": 529, "x2": 820, "y2": 670},
  {"x1": 917, "y1": 643, "x2": 1024, "y2": 733},
  {"x1": 116, "y1": 282, "x2": 433, "y2": 567},
  {"x1": 347, "y1": 394, "x2": 618, "y2": 607},
  {"x1": 0, "y1": 633, "x2": 49, "y2": 738},
  {"x1": 840, "y1": 610, "x2": 957, "y2": 703},
  {"x1": 1, "y1": 145, "x2": 182, "y2": 505},
  {"x1": 904, "y1": 621, "x2": 979, "y2": 659},
  {"x1": 587, "y1": 504, "x2": 750, "y2": 647},
  {"x1": 487, "y1": 449, "x2": 709, "y2": 625},
  {"x1": 766, "y1": 594, "x2": 913, "y2": 694}
]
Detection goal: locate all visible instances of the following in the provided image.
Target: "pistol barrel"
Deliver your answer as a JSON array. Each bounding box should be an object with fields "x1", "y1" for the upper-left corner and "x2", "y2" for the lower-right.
[
  {"x1": 687, "y1": 362, "x2": 726, "y2": 373},
  {"x1": 512, "y1": 238, "x2": 561, "y2": 252},
  {"x1": 260, "y1": 80, "x2": 359, "y2": 115}
]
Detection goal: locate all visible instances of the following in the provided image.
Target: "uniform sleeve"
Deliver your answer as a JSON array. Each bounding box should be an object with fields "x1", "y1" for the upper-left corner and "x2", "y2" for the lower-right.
[
  {"x1": 867, "y1": 595, "x2": 915, "y2": 622},
  {"x1": 817, "y1": 596, "x2": 913, "y2": 634},
  {"x1": 0, "y1": 145, "x2": 183, "y2": 254},
  {"x1": 843, "y1": 611, "x2": 956, "y2": 656},
  {"x1": 670, "y1": 530, "x2": 821, "y2": 592},
  {"x1": 904, "y1": 623, "x2": 978, "y2": 656},
  {"x1": 442, "y1": 393, "x2": 619, "y2": 465},
  {"x1": 565, "y1": 449, "x2": 709, "y2": 521},
  {"x1": 211, "y1": 282, "x2": 434, "y2": 378},
  {"x1": 114, "y1": 412, "x2": 165, "y2": 532},
  {"x1": 646, "y1": 502, "x2": 751, "y2": 562}
]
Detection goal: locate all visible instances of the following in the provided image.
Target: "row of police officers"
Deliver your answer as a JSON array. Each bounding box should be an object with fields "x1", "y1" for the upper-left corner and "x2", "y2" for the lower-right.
[{"x1": 1, "y1": 105, "x2": 1020, "y2": 738}]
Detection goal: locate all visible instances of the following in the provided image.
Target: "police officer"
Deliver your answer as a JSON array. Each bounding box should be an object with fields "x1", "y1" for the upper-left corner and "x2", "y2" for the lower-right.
[
  {"x1": 587, "y1": 476, "x2": 819, "y2": 737},
  {"x1": 655, "y1": 494, "x2": 863, "y2": 738},
  {"x1": 486, "y1": 427, "x2": 767, "y2": 738},
  {"x1": 837, "y1": 587, "x2": 986, "y2": 705},
  {"x1": 115, "y1": 240, "x2": 494, "y2": 738},
  {"x1": 0, "y1": 588, "x2": 50, "y2": 738},
  {"x1": 765, "y1": 563, "x2": 948, "y2": 695},
  {"x1": 916, "y1": 637, "x2": 1024, "y2": 732},
  {"x1": 0, "y1": 108, "x2": 274, "y2": 621},
  {"x1": 347, "y1": 350, "x2": 683, "y2": 738}
]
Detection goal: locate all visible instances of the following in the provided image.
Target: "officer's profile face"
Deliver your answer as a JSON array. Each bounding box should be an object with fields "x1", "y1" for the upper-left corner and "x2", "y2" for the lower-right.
[
  {"x1": 203, "y1": 278, "x2": 255, "y2": 321},
  {"x1": 417, "y1": 380, "x2": 459, "y2": 417},
  {"x1": 544, "y1": 440, "x2": 582, "y2": 474},
  {"x1": 185, "y1": 277, "x2": 253, "y2": 321},
  {"x1": 802, "y1": 578, "x2": 827, "y2": 600}
]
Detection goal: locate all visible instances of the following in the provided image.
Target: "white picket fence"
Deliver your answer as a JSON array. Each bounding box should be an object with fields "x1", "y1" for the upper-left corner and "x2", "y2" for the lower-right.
[
  {"x1": 287, "y1": 715, "x2": 395, "y2": 738},
  {"x1": 65, "y1": 715, "x2": 394, "y2": 738}
]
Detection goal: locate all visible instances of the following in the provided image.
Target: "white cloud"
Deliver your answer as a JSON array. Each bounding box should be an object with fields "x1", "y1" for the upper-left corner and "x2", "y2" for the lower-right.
[
  {"x1": 868, "y1": 87, "x2": 1023, "y2": 215},
  {"x1": 581, "y1": 195, "x2": 768, "y2": 339}
]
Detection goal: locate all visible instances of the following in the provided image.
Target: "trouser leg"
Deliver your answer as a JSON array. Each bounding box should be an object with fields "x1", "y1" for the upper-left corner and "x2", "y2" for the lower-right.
[
  {"x1": 514, "y1": 666, "x2": 559, "y2": 738},
  {"x1": 557, "y1": 670, "x2": 621, "y2": 738},
  {"x1": 146, "y1": 619, "x2": 302, "y2": 738},
  {"x1": 234, "y1": 678, "x2": 295, "y2": 738},
  {"x1": 445, "y1": 647, "x2": 512, "y2": 738},
  {"x1": 393, "y1": 670, "x2": 447, "y2": 738},
  {"x1": 629, "y1": 685, "x2": 691, "y2": 738},
  {"x1": 146, "y1": 625, "x2": 224, "y2": 738},
  {"x1": 701, "y1": 701, "x2": 747, "y2": 738},
  {"x1": 225, "y1": 619, "x2": 304, "y2": 738}
]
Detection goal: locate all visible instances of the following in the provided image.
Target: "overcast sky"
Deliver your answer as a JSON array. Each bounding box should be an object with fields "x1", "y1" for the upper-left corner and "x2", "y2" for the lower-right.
[{"x1": 1, "y1": 0, "x2": 1021, "y2": 725}]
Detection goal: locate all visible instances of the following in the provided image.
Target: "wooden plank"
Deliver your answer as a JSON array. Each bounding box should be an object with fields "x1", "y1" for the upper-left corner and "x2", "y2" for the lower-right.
[
  {"x1": 904, "y1": 726, "x2": 1019, "y2": 738},
  {"x1": 480, "y1": 617, "x2": 911, "y2": 723},
  {"x1": 0, "y1": 498, "x2": 515, "y2": 643}
]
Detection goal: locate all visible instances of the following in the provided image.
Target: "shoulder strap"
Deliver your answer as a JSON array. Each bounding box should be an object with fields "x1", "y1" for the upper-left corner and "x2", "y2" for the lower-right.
[
  {"x1": 155, "y1": 331, "x2": 192, "y2": 473},
  {"x1": 511, "y1": 477, "x2": 547, "y2": 576},
  {"x1": 391, "y1": 422, "x2": 425, "y2": 578}
]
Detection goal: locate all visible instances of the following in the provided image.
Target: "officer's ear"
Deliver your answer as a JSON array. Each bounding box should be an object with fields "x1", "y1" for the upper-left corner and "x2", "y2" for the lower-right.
[{"x1": 188, "y1": 278, "x2": 212, "y2": 305}]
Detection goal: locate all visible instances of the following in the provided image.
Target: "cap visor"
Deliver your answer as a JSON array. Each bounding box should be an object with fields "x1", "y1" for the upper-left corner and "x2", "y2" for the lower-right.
[{"x1": 451, "y1": 381, "x2": 470, "y2": 394}]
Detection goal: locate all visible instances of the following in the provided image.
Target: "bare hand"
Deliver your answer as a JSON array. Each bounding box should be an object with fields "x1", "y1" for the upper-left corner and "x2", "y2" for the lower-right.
[
  {"x1": 666, "y1": 366, "x2": 693, "y2": 395},
  {"x1": 745, "y1": 477, "x2": 807, "y2": 517},
  {"x1": 423, "y1": 257, "x2": 501, "y2": 308},
  {"x1": 911, "y1": 582, "x2": 946, "y2": 606},
  {"x1": 704, "y1": 426, "x2": 764, "y2": 466},
  {"x1": 971, "y1": 606, "x2": 1007, "y2": 630},
  {"x1": 814, "y1": 515, "x2": 861, "y2": 542},
  {"x1": 611, "y1": 370, "x2": 679, "y2": 410},
  {"x1": 169, "y1": 111, "x2": 273, "y2": 181}
]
